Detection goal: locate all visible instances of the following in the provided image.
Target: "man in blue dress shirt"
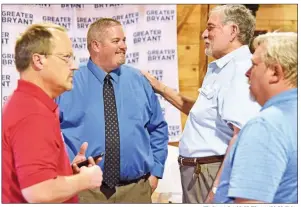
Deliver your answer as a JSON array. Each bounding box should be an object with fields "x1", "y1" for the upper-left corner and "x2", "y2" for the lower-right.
[
  {"x1": 214, "y1": 32, "x2": 297, "y2": 203},
  {"x1": 56, "y1": 18, "x2": 168, "y2": 203}
]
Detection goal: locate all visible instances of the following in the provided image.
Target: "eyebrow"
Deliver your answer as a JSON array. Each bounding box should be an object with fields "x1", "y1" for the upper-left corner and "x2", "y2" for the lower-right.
[{"x1": 111, "y1": 37, "x2": 126, "y2": 41}]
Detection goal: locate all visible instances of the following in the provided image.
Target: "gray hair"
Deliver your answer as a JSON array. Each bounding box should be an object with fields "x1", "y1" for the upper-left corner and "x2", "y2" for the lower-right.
[{"x1": 211, "y1": 5, "x2": 256, "y2": 45}]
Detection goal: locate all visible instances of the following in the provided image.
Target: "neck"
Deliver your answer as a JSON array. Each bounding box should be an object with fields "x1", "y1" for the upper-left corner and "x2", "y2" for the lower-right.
[
  {"x1": 90, "y1": 56, "x2": 118, "y2": 73},
  {"x1": 214, "y1": 41, "x2": 243, "y2": 59},
  {"x1": 261, "y1": 83, "x2": 295, "y2": 106},
  {"x1": 20, "y1": 70, "x2": 60, "y2": 99}
]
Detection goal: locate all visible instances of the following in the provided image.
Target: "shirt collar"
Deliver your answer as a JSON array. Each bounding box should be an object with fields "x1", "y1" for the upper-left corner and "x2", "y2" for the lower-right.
[
  {"x1": 16, "y1": 79, "x2": 58, "y2": 112},
  {"x1": 212, "y1": 45, "x2": 251, "y2": 69},
  {"x1": 87, "y1": 58, "x2": 120, "y2": 84},
  {"x1": 261, "y1": 88, "x2": 297, "y2": 111}
]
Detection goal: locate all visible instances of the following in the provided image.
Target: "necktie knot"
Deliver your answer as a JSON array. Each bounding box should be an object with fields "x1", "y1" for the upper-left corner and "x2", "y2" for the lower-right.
[{"x1": 104, "y1": 74, "x2": 112, "y2": 83}]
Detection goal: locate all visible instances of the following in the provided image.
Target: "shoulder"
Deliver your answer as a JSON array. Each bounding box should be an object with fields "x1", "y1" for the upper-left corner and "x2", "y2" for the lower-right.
[
  {"x1": 120, "y1": 64, "x2": 151, "y2": 87},
  {"x1": 120, "y1": 64, "x2": 155, "y2": 98},
  {"x1": 120, "y1": 64, "x2": 144, "y2": 78}
]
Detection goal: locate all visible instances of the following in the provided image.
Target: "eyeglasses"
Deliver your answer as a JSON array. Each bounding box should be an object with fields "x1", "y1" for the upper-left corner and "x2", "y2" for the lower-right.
[{"x1": 46, "y1": 53, "x2": 75, "y2": 65}]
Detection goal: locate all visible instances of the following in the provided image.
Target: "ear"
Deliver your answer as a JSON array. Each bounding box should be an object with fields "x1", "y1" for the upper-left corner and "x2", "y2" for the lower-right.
[
  {"x1": 269, "y1": 63, "x2": 284, "y2": 84},
  {"x1": 230, "y1": 24, "x2": 239, "y2": 42},
  {"x1": 91, "y1": 40, "x2": 101, "y2": 53},
  {"x1": 31, "y1": 53, "x2": 44, "y2": 71}
]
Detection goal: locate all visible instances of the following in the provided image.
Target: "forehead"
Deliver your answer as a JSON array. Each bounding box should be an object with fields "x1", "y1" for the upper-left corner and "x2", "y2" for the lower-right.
[
  {"x1": 50, "y1": 30, "x2": 72, "y2": 52},
  {"x1": 252, "y1": 44, "x2": 266, "y2": 62},
  {"x1": 103, "y1": 25, "x2": 124, "y2": 38},
  {"x1": 208, "y1": 11, "x2": 224, "y2": 25}
]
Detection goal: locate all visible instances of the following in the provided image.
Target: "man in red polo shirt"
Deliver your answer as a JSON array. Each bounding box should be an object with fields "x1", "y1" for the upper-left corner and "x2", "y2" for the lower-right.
[{"x1": 2, "y1": 23, "x2": 103, "y2": 203}]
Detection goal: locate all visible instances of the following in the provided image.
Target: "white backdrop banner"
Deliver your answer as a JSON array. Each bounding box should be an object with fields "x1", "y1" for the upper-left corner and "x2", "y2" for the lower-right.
[{"x1": 1, "y1": 4, "x2": 182, "y2": 142}]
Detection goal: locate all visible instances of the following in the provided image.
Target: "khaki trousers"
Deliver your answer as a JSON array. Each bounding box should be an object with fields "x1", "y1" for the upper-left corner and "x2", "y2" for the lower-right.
[
  {"x1": 78, "y1": 178, "x2": 152, "y2": 203},
  {"x1": 180, "y1": 162, "x2": 221, "y2": 203}
]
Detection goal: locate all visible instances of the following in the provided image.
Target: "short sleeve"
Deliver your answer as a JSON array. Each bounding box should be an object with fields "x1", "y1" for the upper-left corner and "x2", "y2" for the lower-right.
[
  {"x1": 228, "y1": 118, "x2": 289, "y2": 202},
  {"x1": 11, "y1": 114, "x2": 60, "y2": 189},
  {"x1": 218, "y1": 68, "x2": 260, "y2": 129}
]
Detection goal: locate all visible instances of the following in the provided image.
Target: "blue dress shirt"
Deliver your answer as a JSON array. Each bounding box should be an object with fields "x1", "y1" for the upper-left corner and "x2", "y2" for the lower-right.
[{"x1": 56, "y1": 59, "x2": 168, "y2": 180}]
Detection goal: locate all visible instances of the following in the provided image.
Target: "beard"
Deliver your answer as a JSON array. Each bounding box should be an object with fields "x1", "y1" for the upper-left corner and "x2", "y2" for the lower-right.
[{"x1": 205, "y1": 47, "x2": 213, "y2": 57}]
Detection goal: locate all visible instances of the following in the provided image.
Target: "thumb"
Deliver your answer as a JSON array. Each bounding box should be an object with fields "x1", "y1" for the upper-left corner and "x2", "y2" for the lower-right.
[{"x1": 78, "y1": 142, "x2": 88, "y2": 156}]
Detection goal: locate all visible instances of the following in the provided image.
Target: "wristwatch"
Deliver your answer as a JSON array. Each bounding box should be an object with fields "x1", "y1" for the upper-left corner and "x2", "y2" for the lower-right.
[{"x1": 212, "y1": 187, "x2": 218, "y2": 194}]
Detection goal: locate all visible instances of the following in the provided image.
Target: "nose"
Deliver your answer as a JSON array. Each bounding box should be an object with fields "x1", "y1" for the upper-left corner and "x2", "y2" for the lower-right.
[
  {"x1": 245, "y1": 68, "x2": 252, "y2": 78},
  {"x1": 201, "y1": 29, "x2": 208, "y2": 40},
  {"x1": 120, "y1": 41, "x2": 127, "y2": 51},
  {"x1": 69, "y1": 59, "x2": 78, "y2": 71}
]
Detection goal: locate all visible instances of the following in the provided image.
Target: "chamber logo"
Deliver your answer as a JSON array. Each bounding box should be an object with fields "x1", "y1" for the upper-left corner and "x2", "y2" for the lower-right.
[
  {"x1": 71, "y1": 37, "x2": 87, "y2": 49},
  {"x1": 133, "y1": 30, "x2": 161, "y2": 44},
  {"x1": 2, "y1": 11, "x2": 33, "y2": 25},
  {"x1": 2, "y1": 53, "x2": 15, "y2": 66},
  {"x1": 147, "y1": 49, "x2": 175, "y2": 61},
  {"x1": 2, "y1": 32, "x2": 9, "y2": 45},
  {"x1": 126, "y1": 52, "x2": 139, "y2": 64},
  {"x1": 168, "y1": 125, "x2": 181, "y2": 137},
  {"x1": 42, "y1": 16, "x2": 71, "y2": 30},
  {"x1": 77, "y1": 17, "x2": 102, "y2": 29},
  {"x1": 94, "y1": 4, "x2": 123, "y2": 8},
  {"x1": 2, "y1": 75, "x2": 11, "y2": 88},
  {"x1": 146, "y1": 10, "x2": 175, "y2": 22},
  {"x1": 112, "y1": 12, "x2": 139, "y2": 26},
  {"x1": 61, "y1": 4, "x2": 85, "y2": 9}
]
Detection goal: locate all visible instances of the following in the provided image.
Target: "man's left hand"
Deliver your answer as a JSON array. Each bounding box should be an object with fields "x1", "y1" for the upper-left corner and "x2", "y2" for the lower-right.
[{"x1": 148, "y1": 175, "x2": 159, "y2": 193}]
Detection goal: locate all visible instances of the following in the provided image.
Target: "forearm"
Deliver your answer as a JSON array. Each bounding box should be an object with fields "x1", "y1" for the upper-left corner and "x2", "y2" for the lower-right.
[
  {"x1": 159, "y1": 85, "x2": 195, "y2": 115},
  {"x1": 213, "y1": 127, "x2": 240, "y2": 187},
  {"x1": 22, "y1": 174, "x2": 88, "y2": 203}
]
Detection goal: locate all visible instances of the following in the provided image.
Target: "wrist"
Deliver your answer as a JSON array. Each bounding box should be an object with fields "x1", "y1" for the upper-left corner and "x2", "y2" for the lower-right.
[
  {"x1": 159, "y1": 84, "x2": 167, "y2": 95},
  {"x1": 212, "y1": 186, "x2": 218, "y2": 194}
]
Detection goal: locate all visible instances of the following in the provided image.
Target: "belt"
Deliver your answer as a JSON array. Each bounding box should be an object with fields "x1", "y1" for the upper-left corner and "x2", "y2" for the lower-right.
[
  {"x1": 100, "y1": 173, "x2": 151, "y2": 199},
  {"x1": 116, "y1": 173, "x2": 151, "y2": 187},
  {"x1": 178, "y1": 155, "x2": 224, "y2": 166}
]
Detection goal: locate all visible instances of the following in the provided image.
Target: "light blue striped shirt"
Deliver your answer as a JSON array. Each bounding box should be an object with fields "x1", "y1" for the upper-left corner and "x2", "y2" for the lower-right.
[{"x1": 214, "y1": 89, "x2": 297, "y2": 203}]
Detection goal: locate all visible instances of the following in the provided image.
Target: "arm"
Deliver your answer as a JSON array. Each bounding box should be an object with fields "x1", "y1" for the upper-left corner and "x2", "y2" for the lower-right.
[
  {"x1": 12, "y1": 115, "x2": 102, "y2": 203},
  {"x1": 205, "y1": 125, "x2": 240, "y2": 203},
  {"x1": 22, "y1": 167, "x2": 102, "y2": 203},
  {"x1": 146, "y1": 91, "x2": 169, "y2": 192},
  {"x1": 141, "y1": 70, "x2": 195, "y2": 115}
]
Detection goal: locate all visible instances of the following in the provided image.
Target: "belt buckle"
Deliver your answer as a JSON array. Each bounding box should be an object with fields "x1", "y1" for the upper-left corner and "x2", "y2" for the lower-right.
[{"x1": 180, "y1": 157, "x2": 184, "y2": 166}]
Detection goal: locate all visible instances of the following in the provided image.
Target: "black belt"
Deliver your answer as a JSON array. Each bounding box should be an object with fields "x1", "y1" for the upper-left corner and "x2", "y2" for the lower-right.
[
  {"x1": 116, "y1": 173, "x2": 150, "y2": 186},
  {"x1": 100, "y1": 173, "x2": 151, "y2": 199}
]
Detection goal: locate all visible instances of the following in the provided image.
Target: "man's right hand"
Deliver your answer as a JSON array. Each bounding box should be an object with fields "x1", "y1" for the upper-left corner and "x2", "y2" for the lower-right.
[
  {"x1": 80, "y1": 165, "x2": 103, "y2": 189},
  {"x1": 140, "y1": 70, "x2": 166, "y2": 95}
]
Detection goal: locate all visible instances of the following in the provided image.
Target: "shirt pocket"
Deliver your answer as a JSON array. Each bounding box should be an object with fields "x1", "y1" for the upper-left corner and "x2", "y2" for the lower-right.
[
  {"x1": 199, "y1": 83, "x2": 219, "y2": 99},
  {"x1": 198, "y1": 83, "x2": 220, "y2": 108}
]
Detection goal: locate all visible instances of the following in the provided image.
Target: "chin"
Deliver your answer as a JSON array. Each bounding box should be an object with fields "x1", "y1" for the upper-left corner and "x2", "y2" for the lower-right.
[
  {"x1": 64, "y1": 83, "x2": 73, "y2": 91},
  {"x1": 205, "y1": 49, "x2": 212, "y2": 57}
]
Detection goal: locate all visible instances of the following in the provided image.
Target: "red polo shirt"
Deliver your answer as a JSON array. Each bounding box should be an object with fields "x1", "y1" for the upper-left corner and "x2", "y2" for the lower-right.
[{"x1": 2, "y1": 80, "x2": 78, "y2": 203}]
